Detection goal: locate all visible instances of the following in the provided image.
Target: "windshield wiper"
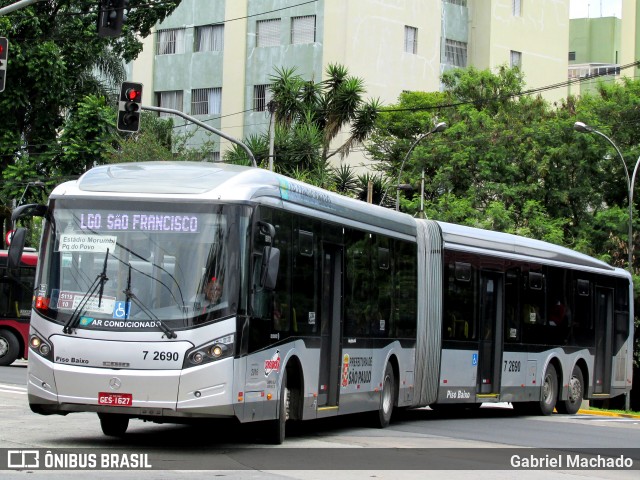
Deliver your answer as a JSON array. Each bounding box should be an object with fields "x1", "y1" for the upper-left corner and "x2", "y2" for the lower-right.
[
  {"x1": 63, "y1": 249, "x2": 110, "y2": 334},
  {"x1": 123, "y1": 264, "x2": 177, "y2": 339}
]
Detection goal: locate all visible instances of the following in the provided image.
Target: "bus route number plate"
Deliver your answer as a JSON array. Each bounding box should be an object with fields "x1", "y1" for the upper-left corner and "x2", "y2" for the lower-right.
[{"x1": 98, "y1": 392, "x2": 133, "y2": 406}]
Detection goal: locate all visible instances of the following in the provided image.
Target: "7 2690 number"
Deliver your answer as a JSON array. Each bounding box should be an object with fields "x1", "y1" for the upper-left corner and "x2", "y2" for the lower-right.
[
  {"x1": 503, "y1": 360, "x2": 521, "y2": 372},
  {"x1": 143, "y1": 351, "x2": 179, "y2": 362}
]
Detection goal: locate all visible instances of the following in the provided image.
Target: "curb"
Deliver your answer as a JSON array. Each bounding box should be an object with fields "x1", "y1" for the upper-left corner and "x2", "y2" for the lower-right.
[{"x1": 577, "y1": 408, "x2": 640, "y2": 418}]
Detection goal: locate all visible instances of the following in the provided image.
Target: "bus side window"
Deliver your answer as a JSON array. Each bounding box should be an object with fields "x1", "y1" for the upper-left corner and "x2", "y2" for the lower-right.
[
  {"x1": 291, "y1": 220, "x2": 318, "y2": 335},
  {"x1": 444, "y1": 260, "x2": 473, "y2": 341}
]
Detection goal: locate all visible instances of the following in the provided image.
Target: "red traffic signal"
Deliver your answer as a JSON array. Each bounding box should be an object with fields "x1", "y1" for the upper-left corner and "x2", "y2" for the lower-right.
[
  {"x1": 117, "y1": 81, "x2": 143, "y2": 132},
  {"x1": 125, "y1": 87, "x2": 141, "y2": 102}
]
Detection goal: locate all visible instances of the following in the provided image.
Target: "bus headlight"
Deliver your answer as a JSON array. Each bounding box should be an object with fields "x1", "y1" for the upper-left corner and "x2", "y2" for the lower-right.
[
  {"x1": 184, "y1": 334, "x2": 234, "y2": 368},
  {"x1": 29, "y1": 331, "x2": 53, "y2": 360}
]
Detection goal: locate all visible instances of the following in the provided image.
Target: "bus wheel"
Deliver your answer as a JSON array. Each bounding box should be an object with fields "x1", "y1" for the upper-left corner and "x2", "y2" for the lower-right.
[
  {"x1": 267, "y1": 370, "x2": 289, "y2": 445},
  {"x1": 98, "y1": 413, "x2": 129, "y2": 437},
  {"x1": 0, "y1": 329, "x2": 20, "y2": 366},
  {"x1": 538, "y1": 363, "x2": 558, "y2": 415},
  {"x1": 377, "y1": 363, "x2": 395, "y2": 428},
  {"x1": 556, "y1": 366, "x2": 584, "y2": 415}
]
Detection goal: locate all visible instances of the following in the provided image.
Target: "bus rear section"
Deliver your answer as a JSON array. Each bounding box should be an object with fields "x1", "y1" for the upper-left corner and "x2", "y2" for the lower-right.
[
  {"x1": 431, "y1": 222, "x2": 633, "y2": 415},
  {"x1": 0, "y1": 249, "x2": 38, "y2": 366}
]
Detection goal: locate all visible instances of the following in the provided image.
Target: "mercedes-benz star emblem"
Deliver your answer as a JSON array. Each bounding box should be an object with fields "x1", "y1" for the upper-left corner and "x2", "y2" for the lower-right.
[{"x1": 109, "y1": 377, "x2": 122, "y2": 390}]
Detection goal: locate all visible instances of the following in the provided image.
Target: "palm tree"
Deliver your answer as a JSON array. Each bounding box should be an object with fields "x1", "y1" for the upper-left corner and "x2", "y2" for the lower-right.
[
  {"x1": 268, "y1": 63, "x2": 380, "y2": 165},
  {"x1": 331, "y1": 164, "x2": 359, "y2": 197}
]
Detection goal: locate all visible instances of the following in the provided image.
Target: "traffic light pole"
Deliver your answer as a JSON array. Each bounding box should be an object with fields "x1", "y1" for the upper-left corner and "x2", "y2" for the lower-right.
[
  {"x1": 0, "y1": 0, "x2": 42, "y2": 16},
  {"x1": 141, "y1": 105, "x2": 257, "y2": 168}
]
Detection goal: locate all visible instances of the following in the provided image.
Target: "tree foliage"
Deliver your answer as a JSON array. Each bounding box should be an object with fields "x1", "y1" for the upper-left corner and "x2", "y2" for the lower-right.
[
  {"x1": 0, "y1": 0, "x2": 183, "y2": 244},
  {"x1": 369, "y1": 66, "x2": 640, "y2": 272},
  {"x1": 225, "y1": 64, "x2": 379, "y2": 197}
]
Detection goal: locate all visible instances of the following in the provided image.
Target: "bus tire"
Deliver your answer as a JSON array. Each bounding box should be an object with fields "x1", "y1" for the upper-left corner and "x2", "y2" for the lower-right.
[
  {"x1": 376, "y1": 363, "x2": 395, "y2": 428},
  {"x1": 98, "y1": 413, "x2": 129, "y2": 437},
  {"x1": 556, "y1": 366, "x2": 584, "y2": 415},
  {"x1": 538, "y1": 363, "x2": 558, "y2": 416},
  {"x1": 267, "y1": 370, "x2": 288, "y2": 445},
  {"x1": 0, "y1": 329, "x2": 20, "y2": 366}
]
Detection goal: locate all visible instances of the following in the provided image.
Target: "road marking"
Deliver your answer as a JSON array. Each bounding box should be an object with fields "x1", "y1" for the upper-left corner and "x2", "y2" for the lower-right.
[
  {"x1": 574, "y1": 416, "x2": 640, "y2": 423},
  {"x1": 0, "y1": 383, "x2": 27, "y2": 394}
]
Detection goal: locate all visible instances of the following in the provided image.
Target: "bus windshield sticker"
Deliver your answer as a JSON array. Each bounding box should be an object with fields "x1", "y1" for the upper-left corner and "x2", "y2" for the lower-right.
[
  {"x1": 57, "y1": 291, "x2": 116, "y2": 314},
  {"x1": 58, "y1": 234, "x2": 117, "y2": 253}
]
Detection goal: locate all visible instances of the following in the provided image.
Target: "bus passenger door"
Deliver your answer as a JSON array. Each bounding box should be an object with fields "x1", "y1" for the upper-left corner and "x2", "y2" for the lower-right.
[
  {"x1": 317, "y1": 244, "x2": 343, "y2": 408},
  {"x1": 478, "y1": 271, "x2": 504, "y2": 395},
  {"x1": 594, "y1": 287, "x2": 613, "y2": 394}
]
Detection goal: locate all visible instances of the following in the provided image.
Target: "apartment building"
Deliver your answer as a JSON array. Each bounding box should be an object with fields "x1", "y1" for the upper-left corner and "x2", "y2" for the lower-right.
[
  {"x1": 129, "y1": 0, "x2": 570, "y2": 163},
  {"x1": 568, "y1": 14, "x2": 622, "y2": 96}
]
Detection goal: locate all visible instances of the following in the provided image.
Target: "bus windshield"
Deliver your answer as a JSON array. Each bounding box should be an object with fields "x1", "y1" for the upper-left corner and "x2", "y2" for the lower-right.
[{"x1": 35, "y1": 198, "x2": 250, "y2": 332}]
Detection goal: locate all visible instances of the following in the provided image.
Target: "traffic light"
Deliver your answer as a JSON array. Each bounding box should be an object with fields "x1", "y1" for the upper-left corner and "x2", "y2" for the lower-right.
[
  {"x1": 117, "y1": 82, "x2": 143, "y2": 132},
  {"x1": 0, "y1": 37, "x2": 8, "y2": 93},
  {"x1": 97, "y1": 0, "x2": 127, "y2": 38}
]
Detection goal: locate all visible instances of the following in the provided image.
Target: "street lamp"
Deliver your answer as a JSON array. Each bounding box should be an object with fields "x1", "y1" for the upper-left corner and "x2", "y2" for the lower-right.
[
  {"x1": 574, "y1": 121, "x2": 640, "y2": 274},
  {"x1": 381, "y1": 122, "x2": 447, "y2": 211}
]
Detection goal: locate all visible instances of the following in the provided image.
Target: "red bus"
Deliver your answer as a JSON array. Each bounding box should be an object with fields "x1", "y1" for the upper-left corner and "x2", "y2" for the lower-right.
[{"x1": 0, "y1": 249, "x2": 37, "y2": 366}]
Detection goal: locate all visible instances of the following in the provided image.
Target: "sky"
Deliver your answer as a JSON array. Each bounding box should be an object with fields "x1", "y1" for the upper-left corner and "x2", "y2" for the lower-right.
[{"x1": 570, "y1": 0, "x2": 622, "y2": 18}]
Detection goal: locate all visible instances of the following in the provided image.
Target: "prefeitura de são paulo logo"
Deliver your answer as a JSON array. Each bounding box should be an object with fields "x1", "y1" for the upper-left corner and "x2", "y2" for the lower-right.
[{"x1": 264, "y1": 349, "x2": 281, "y2": 377}]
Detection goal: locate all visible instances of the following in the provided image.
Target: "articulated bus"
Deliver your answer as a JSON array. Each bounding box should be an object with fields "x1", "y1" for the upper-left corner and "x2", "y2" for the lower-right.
[
  {"x1": 0, "y1": 249, "x2": 38, "y2": 366},
  {"x1": 10, "y1": 162, "x2": 633, "y2": 442}
]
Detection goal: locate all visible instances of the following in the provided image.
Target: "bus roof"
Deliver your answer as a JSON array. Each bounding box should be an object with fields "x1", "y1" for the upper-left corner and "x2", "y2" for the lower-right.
[
  {"x1": 0, "y1": 249, "x2": 38, "y2": 266},
  {"x1": 56, "y1": 161, "x2": 418, "y2": 237},
  {"x1": 53, "y1": 162, "x2": 621, "y2": 275},
  {"x1": 436, "y1": 221, "x2": 617, "y2": 273}
]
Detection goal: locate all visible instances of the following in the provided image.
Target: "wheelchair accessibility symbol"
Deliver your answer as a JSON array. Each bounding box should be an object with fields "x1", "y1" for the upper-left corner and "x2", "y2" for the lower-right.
[
  {"x1": 472, "y1": 353, "x2": 478, "y2": 366},
  {"x1": 113, "y1": 301, "x2": 131, "y2": 319}
]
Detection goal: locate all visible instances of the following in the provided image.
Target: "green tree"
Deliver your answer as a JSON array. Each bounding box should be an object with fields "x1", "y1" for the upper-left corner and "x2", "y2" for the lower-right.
[
  {"x1": 109, "y1": 112, "x2": 218, "y2": 164},
  {"x1": 368, "y1": 66, "x2": 628, "y2": 260},
  {"x1": 0, "y1": 0, "x2": 183, "y2": 244},
  {"x1": 226, "y1": 64, "x2": 380, "y2": 175}
]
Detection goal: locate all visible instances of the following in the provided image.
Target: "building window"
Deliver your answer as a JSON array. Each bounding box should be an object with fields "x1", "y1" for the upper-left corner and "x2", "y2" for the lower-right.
[
  {"x1": 510, "y1": 50, "x2": 522, "y2": 68},
  {"x1": 195, "y1": 24, "x2": 224, "y2": 52},
  {"x1": 156, "y1": 28, "x2": 186, "y2": 55},
  {"x1": 253, "y1": 84, "x2": 273, "y2": 112},
  {"x1": 513, "y1": 0, "x2": 522, "y2": 16},
  {"x1": 404, "y1": 26, "x2": 418, "y2": 54},
  {"x1": 156, "y1": 90, "x2": 184, "y2": 116},
  {"x1": 291, "y1": 15, "x2": 316, "y2": 44},
  {"x1": 444, "y1": 39, "x2": 467, "y2": 67},
  {"x1": 568, "y1": 51, "x2": 576, "y2": 61},
  {"x1": 191, "y1": 87, "x2": 222, "y2": 116},
  {"x1": 256, "y1": 19, "x2": 280, "y2": 47}
]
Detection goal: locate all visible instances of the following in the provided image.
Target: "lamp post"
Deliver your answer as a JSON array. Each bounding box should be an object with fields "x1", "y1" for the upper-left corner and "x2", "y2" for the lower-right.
[
  {"x1": 574, "y1": 122, "x2": 640, "y2": 412},
  {"x1": 574, "y1": 121, "x2": 640, "y2": 273},
  {"x1": 380, "y1": 122, "x2": 447, "y2": 211}
]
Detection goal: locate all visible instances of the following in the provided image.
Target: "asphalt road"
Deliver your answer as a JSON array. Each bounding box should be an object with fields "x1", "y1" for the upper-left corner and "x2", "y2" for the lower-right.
[{"x1": 1, "y1": 360, "x2": 638, "y2": 479}]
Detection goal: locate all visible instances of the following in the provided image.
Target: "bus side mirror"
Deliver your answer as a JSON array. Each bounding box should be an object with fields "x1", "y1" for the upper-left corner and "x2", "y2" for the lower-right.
[
  {"x1": 261, "y1": 246, "x2": 280, "y2": 291},
  {"x1": 7, "y1": 227, "x2": 27, "y2": 272},
  {"x1": 11, "y1": 203, "x2": 48, "y2": 223}
]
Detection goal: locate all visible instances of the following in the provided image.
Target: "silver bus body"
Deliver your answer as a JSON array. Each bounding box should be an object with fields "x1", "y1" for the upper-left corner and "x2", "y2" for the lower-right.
[{"x1": 24, "y1": 162, "x2": 633, "y2": 438}]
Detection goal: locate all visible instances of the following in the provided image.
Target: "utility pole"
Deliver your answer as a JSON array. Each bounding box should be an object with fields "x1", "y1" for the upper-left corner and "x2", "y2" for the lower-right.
[{"x1": 267, "y1": 100, "x2": 276, "y2": 171}]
